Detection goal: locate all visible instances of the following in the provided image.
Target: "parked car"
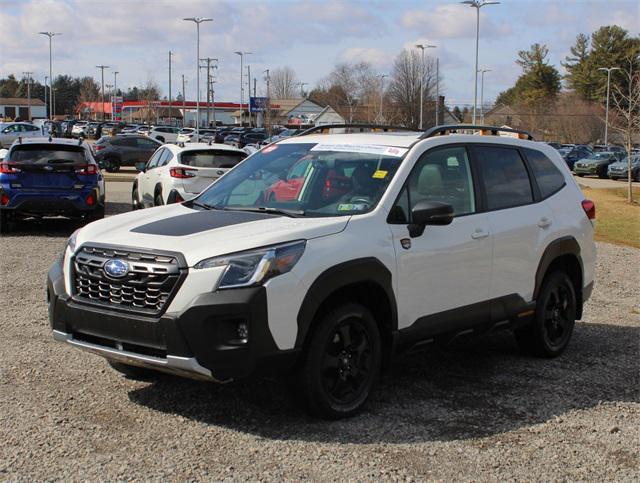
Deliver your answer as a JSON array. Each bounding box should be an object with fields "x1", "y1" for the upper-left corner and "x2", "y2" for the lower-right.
[
  {"x1": 121, "y1": 124, "x2": 142, "y2": 134},
  {"x1": 0, "y1": 137, "x2": 105, "y2": 232},
  {"x1": 176, "y1": 128, "x2": 196, "y2": 143},
  {"x1": 131, "y1": 142, "x2": 247, "y2": 207},
  {"x1": 93, "y1": 134, "x2": 163, "y2": 172},
  {"x1": 71, "y1": 121, "x2": 89, "y2": 138},
  {"x1": 558, "y1": 145, "x2": 593, "y2": 170},
  {"x1": 223, "y1": 133, "x2": 241, "y2": 147},
  {"x1": 48, "y1": 124, "x2": 596, "y2": 419},
  {"x1": 608, "y1": 154, "x2": 640, "y2": 181},
  {"x1": 100, "y1": 122, "x2": 119, "y2": 137},
  {"x1": 593, "y1": 144, "x2": 625, "y2": 154},
  {"x1": 573, "y1": 152, "x2": 619, "y2": 178},
  {"x1": 0, "y1": 122, "x2": 43, "y2": 147},
  {"x1": 61, "y1": 120, "x2": 79, "y2": 138},
  {"x1": 148, "y1": 126, "x2": 180, "y2": 143},
  {"x1": 136, "y1": 125, "x2": 153, "y2": 135},
  {"x1": 238, "y1": 131, "x2": 268, "y2": 148}
]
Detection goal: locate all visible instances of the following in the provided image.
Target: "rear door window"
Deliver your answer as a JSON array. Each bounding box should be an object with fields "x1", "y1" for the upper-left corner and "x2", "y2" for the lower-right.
[
  {"x1": 473, "y1": 146, "x2": 533, "y2": 211},
  {"x1": 179, "y1": 150, "x2": 247, "y2": 168},
  {"x1": 524, "y1": 148, "x2": 565, "y2": 198},
  {"x1": 9, "y1": 145, "x2": 88, "y2": 164}
]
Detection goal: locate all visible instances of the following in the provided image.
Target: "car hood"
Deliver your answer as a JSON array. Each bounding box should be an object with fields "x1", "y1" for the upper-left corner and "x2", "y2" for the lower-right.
[
  {"x1": 75, "y1": 203, "x2": 349, "y2": 267},
  {"x1": 609, "y1": 161, "x2": 637, "y2": 169},
  {"x1": 579, "y1": 159, "x2": 609, "y2": 165}
]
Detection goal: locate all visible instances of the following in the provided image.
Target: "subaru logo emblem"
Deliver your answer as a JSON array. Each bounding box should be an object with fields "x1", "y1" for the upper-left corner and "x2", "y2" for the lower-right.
[{"x1": 104, "y1": 259, "x2": 129, "y2": 278}]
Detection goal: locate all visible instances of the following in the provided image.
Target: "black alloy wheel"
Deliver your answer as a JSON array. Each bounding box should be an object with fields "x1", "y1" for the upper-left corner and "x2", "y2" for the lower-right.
[
  {"x1": 295, "y1": 303, "x2": 381, "y2": 419},
  {"x1": 515, "y1": 271, "x2": 576, "y2": 358}
]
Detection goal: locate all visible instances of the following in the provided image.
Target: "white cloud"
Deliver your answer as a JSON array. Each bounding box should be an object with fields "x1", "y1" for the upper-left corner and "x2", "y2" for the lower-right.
[
  {"x1": 338, "y1": 47, "x2": 389, "y2": 69},
  {"x1": 400, "y1": 4, "x2": 511, "y2": 39}
]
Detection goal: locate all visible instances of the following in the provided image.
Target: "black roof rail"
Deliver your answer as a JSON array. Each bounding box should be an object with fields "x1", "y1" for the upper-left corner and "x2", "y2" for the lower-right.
[
  {"x1": 420, "y1": 124, "x2": 534, "y2": 141},
  {"x1": 296, "y1": 124, "x2": 420, "y2": 137}
]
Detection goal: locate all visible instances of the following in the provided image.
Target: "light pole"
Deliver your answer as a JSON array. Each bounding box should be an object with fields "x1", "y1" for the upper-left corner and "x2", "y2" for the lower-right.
[
  {"x1": 461, "y1": 0, "x2": 499, "y2": 124},
  {"x1": 415, "y1": 43, "x2": 436, "y2": 129},
  {"x1": 478, "y1": 68, "x2": 491, "y2": 124},
  {"x1": 297, "y1": 82, "x2": 308, "y2": 98},
  {"x1": 44, "y1": 76, "x2": 48, "y2": 118},
  {"x1": 182, "y1": 74, "x2": 187, "y2": 127},
  {"x1": 184, "y1": 17, "x2": 213, "y2": 139},
  {"x1": 264, "y1": 69, "x2": 271, "y2": 137},
  {"x1": 22, "y1": 72, "x2": 33, "y2": 121},
  {"x1": 95, "y1": 65, "x2": 110, "y2": 121},
  {"x1": 598, "y1": 66, "x2": 621, "y2": 146},
  {"x1": 234, "y1": 51, "x2": 252, "y2": 126},
  {"x1": 39, "y1": 32, "x2": 61, "y2": 121},
  {"x1": 376, "y1": 74, "x2": 387, "y2": 123}
]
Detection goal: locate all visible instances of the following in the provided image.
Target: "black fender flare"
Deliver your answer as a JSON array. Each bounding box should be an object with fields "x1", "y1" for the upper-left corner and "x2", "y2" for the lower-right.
[
  {"x1": 534, "y1": 236, "x2": 583, "y2": 300},
  {"x1": 166, "y1": 189, "x2": 183, "y2": 204},
  {"x1": 295, "y1": 257, "x2": 397, "y2": 348}
]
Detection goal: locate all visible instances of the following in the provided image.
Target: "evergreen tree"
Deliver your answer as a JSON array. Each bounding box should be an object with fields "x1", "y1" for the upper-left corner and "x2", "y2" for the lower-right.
[{"x1": 562, "y1": 33, "x2": 599, "y2": 100}]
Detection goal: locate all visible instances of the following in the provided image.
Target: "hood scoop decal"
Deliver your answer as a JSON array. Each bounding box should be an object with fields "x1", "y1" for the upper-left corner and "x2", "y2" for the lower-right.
[{"x1": 130, "y1": 210, "x2": 275, "y2": 237}]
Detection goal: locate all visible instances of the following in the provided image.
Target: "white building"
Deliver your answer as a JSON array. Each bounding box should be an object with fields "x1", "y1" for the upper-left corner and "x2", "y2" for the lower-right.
[{"x1": 0, "y1": 97, "x2": 47, "y2": 121}]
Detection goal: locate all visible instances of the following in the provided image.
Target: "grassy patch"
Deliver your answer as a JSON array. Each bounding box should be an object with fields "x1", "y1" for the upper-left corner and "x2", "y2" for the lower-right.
[{"x1": 580, "y1": 186, "x2": 640, "y2": 249}]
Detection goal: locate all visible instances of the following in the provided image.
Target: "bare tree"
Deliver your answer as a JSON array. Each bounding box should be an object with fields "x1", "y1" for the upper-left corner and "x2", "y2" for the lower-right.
[
  {"x1": 609, "y1": 58, "x2": 640, "y2": 203},
  {"x1": 321, "y1": 62, "x2": 377, "y2": 122},
  {"x1": 388, "y1": 49, "x2": 437, "y2": 129},
  {"x1": 270, "y1": 67, "x2": 299, "y2": 99},
  {"x1": 140, "y1": 76, "x2": 161, "y2": 125}
]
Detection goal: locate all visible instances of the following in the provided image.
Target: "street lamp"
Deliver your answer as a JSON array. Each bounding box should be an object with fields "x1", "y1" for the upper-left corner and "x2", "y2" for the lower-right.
[
  {"x1": 44, "y1": 76, "x2": 48, "y2": 118},
  {"x1": 38, "y1": 31, "x2": 61, "y2": 121},
  {"x1": 478, "y1": 68, "x2": 491, "y2": 123},
  {"x1": 415, "y1": 43, "x2": 436, "y2": 130},
  {"x1": 96, "y1": 65, "x2": 110, "y2": 121},
  {"x1": 598, "y1": 66, "x2": 621, "y2": 146},
  {"x1": 461, "y1": 0, "x2": 499, "y2": 124},
  {"x1": 184, "y1": 17, "x2": 213, "y2": 139},
  {"x1": 234, "y1": 51, "x2": 252, "y2": 126}
]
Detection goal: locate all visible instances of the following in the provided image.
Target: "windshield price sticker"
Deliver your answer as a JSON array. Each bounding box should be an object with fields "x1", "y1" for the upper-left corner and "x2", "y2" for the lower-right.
[{"x1": 311, "y1": 144, "x2": 408, "y2": 158}]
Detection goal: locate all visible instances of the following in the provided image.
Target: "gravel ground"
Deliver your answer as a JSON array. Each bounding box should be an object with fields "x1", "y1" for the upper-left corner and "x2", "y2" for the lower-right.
[{"x1": 1, "y1": 183, "x2": 638, "y2": 481}]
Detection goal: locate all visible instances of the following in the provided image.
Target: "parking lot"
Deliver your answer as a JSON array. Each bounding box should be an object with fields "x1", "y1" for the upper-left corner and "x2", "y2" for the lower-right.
[{"x1": 0, "y1": 178, "x2": 638, "y2": 480}]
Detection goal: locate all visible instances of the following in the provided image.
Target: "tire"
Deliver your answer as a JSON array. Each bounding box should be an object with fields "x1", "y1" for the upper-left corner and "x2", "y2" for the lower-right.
[
  {"x1": 89, "y1": 204, "x2": 105, "y2": 221},
  {"x1": 0, "y1": 210, "x2": 13, "y2": 235},
  {"x1": 577, "y1": 174, "x2": 584, "y2": 177},
  {"x1": 634, "y1": 171, "x2": 640, "y2": 183},
  {"x1": 132, "y1": 183, "x2": 141, "y2": 210},
  {"x1": 514, "y1": 271, "x2": 577, "y2": 358},
  {"x1": 154, "y1": 188, "x2": 164, "y2": 207},
  {"x1": 293, "y1": 303, "x2": 381, "y2": 419},
  {"x1": 108, "y1": 361, "x2": 161, "y2": 381},
  {"x1": 598, "y1": 169, "x2": 607, "y2": 179},
  {"x1": 104, "y1": 157, "x2": 120, "y2": 173},
  {"x1": 156, "y1": 136, "x2": 165, "y2": 143}
]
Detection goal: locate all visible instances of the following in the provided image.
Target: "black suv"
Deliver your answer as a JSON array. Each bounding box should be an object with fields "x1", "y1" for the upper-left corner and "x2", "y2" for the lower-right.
[
  {"x1": 93, "y1": 135, "x2": 162, "y2": 172},
  {"x1": 558, "y1": 145, "x2": 593, "y2": 170}
]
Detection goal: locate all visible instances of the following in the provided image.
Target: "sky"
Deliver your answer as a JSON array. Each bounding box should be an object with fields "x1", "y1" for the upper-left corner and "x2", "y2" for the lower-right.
[{"x1": 0, "y1": 0, "x2": 638, "y2": 108}]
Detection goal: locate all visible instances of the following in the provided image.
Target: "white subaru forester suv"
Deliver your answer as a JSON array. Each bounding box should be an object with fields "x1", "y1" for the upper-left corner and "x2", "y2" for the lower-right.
[
  {"x1": 48, "y1": 124, "x2": 596, "y2": 419},
  {"x1": 132, "y1": 142, "x2": 247, "y2": 207}
]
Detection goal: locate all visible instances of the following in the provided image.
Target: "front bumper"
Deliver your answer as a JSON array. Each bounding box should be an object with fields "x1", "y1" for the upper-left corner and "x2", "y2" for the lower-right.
[
  {"x1": 573, "y1": 166, "x2": 598, "y2": 175},
  {"x1": 47, "y1": 258, "x2": 298, "y2": 382}
]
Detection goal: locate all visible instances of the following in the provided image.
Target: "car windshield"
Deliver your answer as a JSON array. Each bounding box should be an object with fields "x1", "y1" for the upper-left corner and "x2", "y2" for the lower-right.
[
  {"x1": 9, "y1": 145, "x2": 88, "y2": 164},
  {"x1": 180, "y1": 149, "x2": 247, "y2": 168},
  {"x1": 195, "y1": 142, "x2": 405, "y2": 217},
  {"x1": 591, "y1": 153, "x2": 612, "y2": 159}
]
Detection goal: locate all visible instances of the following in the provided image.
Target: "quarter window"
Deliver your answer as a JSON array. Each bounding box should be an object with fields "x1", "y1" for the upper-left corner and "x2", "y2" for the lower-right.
[
  {"x1": 474, "y1": 146, "x2": 533, "y2": 210},
  {"x1": 524, "y1": 148, "x2": 565, "y2": 198}
]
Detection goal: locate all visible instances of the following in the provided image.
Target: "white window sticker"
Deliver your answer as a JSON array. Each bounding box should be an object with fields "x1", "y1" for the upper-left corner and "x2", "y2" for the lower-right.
[{"x1": 310, "y1": 144, "x2": 408, "y2": 158}]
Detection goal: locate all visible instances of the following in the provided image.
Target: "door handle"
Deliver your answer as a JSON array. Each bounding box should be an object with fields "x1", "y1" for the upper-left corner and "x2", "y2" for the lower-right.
[
  {"x1": 538, "y1": 217, "x2": 552, "y2": 228},
  {"x1": 471, "y1": 229, "x2": 489, "y2": 240}
]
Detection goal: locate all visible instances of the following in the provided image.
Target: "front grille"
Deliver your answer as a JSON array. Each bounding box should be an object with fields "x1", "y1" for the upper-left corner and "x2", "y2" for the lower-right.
[{"x1": 72, "y1": 245, "x2": 183, "y2": 315}]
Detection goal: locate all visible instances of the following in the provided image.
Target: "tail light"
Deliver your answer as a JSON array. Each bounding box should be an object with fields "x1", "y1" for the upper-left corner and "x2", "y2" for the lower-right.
[
  {"x1": 1, "y1": 194, "x2": 9, "y2": 205},
  {"x1": 170, "y1": 167, "x2": 197, "y2": 178},
  {"x1": 581, "y1": 199, "x2": 595, "y2": 220},
  {"x1": 0, "y1": 162, "x2": 21, "y2": 174},
  {"x1": 76, "y1": 164, "x2": 98, "y2": 175},
  {"x1": 94, "y1": 145, "x2": 105, "y2": 151},
  {"x1": 85, "y1": 194, "x2": 95, "y2": 206}
]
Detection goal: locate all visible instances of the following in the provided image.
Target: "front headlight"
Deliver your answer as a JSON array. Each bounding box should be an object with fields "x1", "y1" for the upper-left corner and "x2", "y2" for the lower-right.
[
  {"x1": 66, "y1": 229, "x2": 80, "y2": 254},
  {"x1": 194, "y1": 240, "x2": 306, "y2": 289}
]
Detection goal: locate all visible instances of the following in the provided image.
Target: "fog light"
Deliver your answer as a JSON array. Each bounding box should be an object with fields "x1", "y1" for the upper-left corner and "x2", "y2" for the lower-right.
[
  {"x1": 237, "y1": 322, "x2": 249, "y2": 340},
  {"x1": 0, "y1": 194, "x2": 9, "y2": 205}
]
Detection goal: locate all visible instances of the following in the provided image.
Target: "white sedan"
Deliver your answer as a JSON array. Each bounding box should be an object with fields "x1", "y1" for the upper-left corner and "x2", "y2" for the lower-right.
[{"x1": 132, "y1": 142, "x2": 248, "y2": 208}]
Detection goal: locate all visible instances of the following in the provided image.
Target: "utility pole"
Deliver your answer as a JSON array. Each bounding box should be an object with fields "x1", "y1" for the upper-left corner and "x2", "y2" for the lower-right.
[
  {"x1": 598, "y1": 66, "x2": 621, "y2": 145},
  {"x1": 296, "y1": 82, "x2": 308, "y2": 98},
  {"x1": 235, "y1": 51, "x2": 252, "y2": 126},
  {"x1": 113, "y1": 71, "x2": 119, "y2": 122},
  {"x1": 199, "y1": 57, "x2": 218, "y2": 127},
  {"x1": 182, "y1": 74, "x2": 187, "y2": 127},
  {"x1": 247, "y1": 65, "x2": 252, "y2": 126},
  {"x1": 22, "y1": 72, "x2": 33, "y2": 120},
  {"x1": 376, "y1": 74, "x2": 387, "y2": 123},
  {"x1": 415, "y1": 43, "x2": 436, "y2": 130},
  {"x1": 95, "y1": 65, "x2": 110, "y2": 121},
  {"x1": 183, "y1": 17, "x2": 213, "y2": 139},
  {"x1": 435, "y1": 58, "x2": 440, "y2": 125},
  {"x1": 168, "y1": 51, "x2": 172, "y2": 126},
  {"x1": 264, "y1": 69, "x2": 271, "y2": 137}
]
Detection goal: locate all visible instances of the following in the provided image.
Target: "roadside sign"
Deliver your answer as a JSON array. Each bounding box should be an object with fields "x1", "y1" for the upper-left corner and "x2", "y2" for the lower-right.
[{"x1": 250, "y1": 97, "x2": 268, "y2": 113}]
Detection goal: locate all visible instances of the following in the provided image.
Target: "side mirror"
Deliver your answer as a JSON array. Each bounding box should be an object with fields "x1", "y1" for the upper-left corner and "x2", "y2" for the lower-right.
[
  {"x1": 408, "y1": 201, "x2": 454, "y2": 237},
  {"x1": 135, "y1": 162, "x2": 146, "y2": 172}
]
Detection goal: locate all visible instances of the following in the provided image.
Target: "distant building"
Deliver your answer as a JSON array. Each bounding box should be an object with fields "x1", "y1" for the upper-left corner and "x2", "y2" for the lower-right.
[{"x1": 0, "y1": 97, "x2": 47, "y2": 121}]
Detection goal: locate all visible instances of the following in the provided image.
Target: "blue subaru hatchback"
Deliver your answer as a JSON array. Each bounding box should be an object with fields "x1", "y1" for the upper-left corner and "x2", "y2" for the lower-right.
[{"x1": 0, "y1": 137, "x2": 105, "y2": 233}]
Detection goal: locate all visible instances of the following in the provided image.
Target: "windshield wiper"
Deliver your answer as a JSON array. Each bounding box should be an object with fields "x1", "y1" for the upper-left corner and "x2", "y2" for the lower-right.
[
  {"x1": 220, "y1": 206, "x2": 305, "y2": 218},
  {"x1": 189, "y1": 200, "x2": 215, "y2": 210}
]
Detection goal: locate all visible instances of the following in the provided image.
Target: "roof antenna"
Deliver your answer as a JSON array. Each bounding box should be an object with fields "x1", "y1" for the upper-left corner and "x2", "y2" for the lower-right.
[
  {"x1": 18, "y1": 136, "x2": 22, "y2": 144},
  {"x1": 48, "y1": 135, "x2": 53, "y2": 142}
]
